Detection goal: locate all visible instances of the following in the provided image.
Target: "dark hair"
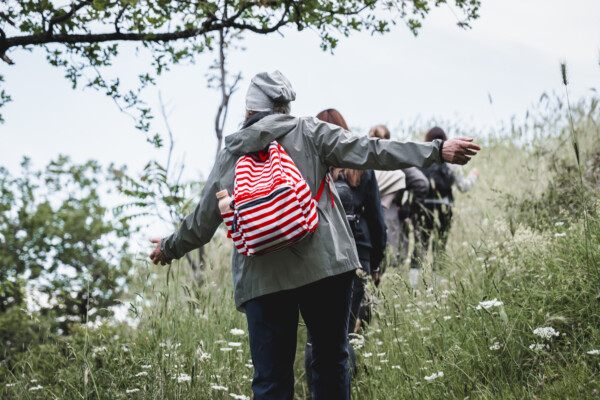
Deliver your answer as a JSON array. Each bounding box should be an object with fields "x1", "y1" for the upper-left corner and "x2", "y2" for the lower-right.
[
  {"x1": 316, "y1": 108, "x2": 363, "y2": 187},
  {"x1": 315, "y1": 109, "x2": 350, "y2": 131},
  {"x1": 425, "y1": 126, "x2": 447, "y2": 142}
]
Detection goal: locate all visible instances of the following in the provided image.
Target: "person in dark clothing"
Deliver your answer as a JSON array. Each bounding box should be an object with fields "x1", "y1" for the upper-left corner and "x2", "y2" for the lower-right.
[
  {"x1": 369, "y1": 125, "x2": 429, "y2": 287},
  {"x1": 304, "y1": 109, "x2": 387, "y2": 399},
  {"x1": 419, "y1": 127, "x2": 479, "y2": 271}
]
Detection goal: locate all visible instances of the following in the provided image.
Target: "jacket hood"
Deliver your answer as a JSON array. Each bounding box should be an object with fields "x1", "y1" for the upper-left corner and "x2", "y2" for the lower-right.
[{"x1": 224, "y1": 114, "x2": 299, "y2": 156}]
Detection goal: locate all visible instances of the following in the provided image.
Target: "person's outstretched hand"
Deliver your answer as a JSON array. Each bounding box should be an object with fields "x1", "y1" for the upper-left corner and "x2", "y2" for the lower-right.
[
  {"x1": 149, "y1": 238, "x2": 173, "y2": 265},
  {"x1": 442, "y1": 138, "x2": 481, "y2": 165}
]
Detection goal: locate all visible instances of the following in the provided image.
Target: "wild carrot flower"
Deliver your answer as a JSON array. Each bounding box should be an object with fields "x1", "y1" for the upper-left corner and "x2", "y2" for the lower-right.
[
  {"x1": 135, "y1": 372, "x2": 148, "y2": 377},
  {"x1": 529, "y1": 343, "x2": 546, "y2": 352},
  {"x1": 230, "y1": 328, "x2": 245, "y2": 335},
  {"x1": 424, "y1": 372, "x2": 444, "y2": 381},
  {"x1": 533, "y1": 327, "x2": 559, "y2": 340},
  {"x1": 173, "y1": 373, "x2": 192, "y2": 383},
  {"x1": 141, "y1": 365, "x2": 152, "y2": 369},
  {"x1": 476, "y1": 299, "x2": 503, "y2": 310},
  {"x1": 29, "y1": 385, "x2": 43, "y2": 391},
  {"x1": 126, "y1": 388, "x2": 140, "y2": 393},
  {"x1": 229, "y1": 394, "x2": 250, "y2": 399},
  {"x1": 587, "y1": 350, "x2": 600, "y2": 355},
  {"x1": 489, "y1": 342, "x2": 501, "y2": 351},
  {"x1": 211, "y1": 385, "x2": 228, "y2": 391},
  {"x1": 228, "y1": 342, "x2": 242, "y2": 347}
]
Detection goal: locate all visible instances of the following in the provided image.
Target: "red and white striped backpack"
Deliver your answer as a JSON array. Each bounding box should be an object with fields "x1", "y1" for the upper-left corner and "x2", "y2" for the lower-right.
[{"x1": 221, "y1": 141, "x2": 331, "y2": 257}]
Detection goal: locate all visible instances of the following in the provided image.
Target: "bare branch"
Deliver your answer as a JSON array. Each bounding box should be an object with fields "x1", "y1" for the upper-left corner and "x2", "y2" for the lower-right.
[
  {"x1": 0, "y1": 12, "x2": 16, "y2": 27},
  {"x1": 48, "y1": 1, "x2": 93, "y2": 34}
]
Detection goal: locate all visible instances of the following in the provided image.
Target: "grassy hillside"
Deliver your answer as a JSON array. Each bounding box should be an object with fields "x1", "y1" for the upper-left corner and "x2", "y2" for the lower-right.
[{"x1": 2, "y1": 95, "x2": 599, "y2": 399}]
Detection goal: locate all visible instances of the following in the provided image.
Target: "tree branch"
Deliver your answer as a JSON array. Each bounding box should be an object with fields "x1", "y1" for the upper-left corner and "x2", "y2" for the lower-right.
[{"x1": 48, "y1": 0, "x2": 93, "y2": 34}]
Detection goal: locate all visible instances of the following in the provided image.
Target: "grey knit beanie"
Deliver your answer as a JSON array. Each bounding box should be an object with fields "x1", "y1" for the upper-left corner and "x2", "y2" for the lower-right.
[{"x1": 245, "y1": 70, "x2": 296, "y2": 113}]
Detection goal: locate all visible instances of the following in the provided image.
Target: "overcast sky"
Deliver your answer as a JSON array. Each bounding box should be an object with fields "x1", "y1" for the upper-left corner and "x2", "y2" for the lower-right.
[{"x1": 2, "y1": 0, "x2": 599, "y2": 186}]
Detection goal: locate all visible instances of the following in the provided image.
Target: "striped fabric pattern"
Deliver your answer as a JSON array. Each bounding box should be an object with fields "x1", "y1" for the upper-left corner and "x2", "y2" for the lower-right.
[{"x1": 222, "y1": 141, "x2": 319, "y2": 257}]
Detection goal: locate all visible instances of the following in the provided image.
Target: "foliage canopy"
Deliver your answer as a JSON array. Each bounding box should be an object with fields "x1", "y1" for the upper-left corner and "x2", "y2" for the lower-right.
[{"x1": 0, "y1": 0, "x2": 481, "y2": 136}]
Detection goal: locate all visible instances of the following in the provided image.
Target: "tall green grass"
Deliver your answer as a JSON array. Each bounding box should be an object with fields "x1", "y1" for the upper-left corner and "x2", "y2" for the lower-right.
[{"x1": 2, "y1": 94, "x2": 599, "y2": 399}]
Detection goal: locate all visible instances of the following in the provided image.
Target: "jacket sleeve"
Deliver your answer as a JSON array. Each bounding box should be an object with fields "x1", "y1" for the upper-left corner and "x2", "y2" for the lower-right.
[
  {"x1": 160, "y1": 156, "x2": 224, "y2": 260},
  {"x1": 363, "y1": 171, "x2": 387, "y2": 271},
  {"x1": 306, "y1": 117, "x2": 442, "y2": 170}
]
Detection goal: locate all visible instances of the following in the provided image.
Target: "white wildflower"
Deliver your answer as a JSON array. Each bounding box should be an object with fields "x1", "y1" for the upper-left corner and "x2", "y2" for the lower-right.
[
  {"x1": 554, "y1": 222, "x2": 564, "y2": 226},
  {"x1": 220, "y1": 347, "x2": 233, "y2": 352},
  {"x1": 443, "y1": 316, "x2": 452, "y2": 321},
  {"x1": 533, "y1": 327, "x2": 559, "y2": 340},
  {"x1": 29, "y1": 385, "x2": 43, "y2": 391},
  {"x1": 475, "y1": 298, "x2": 503, "y2": 310},
  {"x1": 141, "y1": 365, "x2": 152, "y2": 369},
  {"x1": 529, "y1": 343, "x2": 545, "y2": 352},
  {"x1": 380, "y1": 360, "x2": 389, "y2": 363},
  {"x1": 363, "y1": 352, "x2": 372, "y2": 358},
  {"x1": 391, "y1": 365, "x2": 402, "y2": 370},
  {"x1": 214, "y1": 339, "x2": 227, "y2": 344},
  {"x1": 211, "y1": 385, "x2": 228, "y2": 391},
  {"x1": 229, "y1": 394, "x2": 250, "y2": 400},
  {"x1": 228, "y1": 342, "x2": 242, "y2": 347},
  {"x1": 126, "y1": 388, "x2": 140, "y2": 393},
  {"x1": 244, "y1": 363, "x2": 254, "y2": 368},
  {"x1": 554, "y1": 232, "x2": 566, "y2": 237},
  {"x1": 30, "y1": 379, "x2": 37, "y2": 383},
  {"x1": 135, "y1": 372, "x2": 148, "y2": 377},
  {"x1": 424, "y1": 372, "x2": 444, "y2": 381},
  {"x1": 230, "y1": 328, "x2": 245, "y2": 336},
  {"x1": 489, "y1": 342, "x2": 501, "y2": 351},
  {"x1": 173, "y1": 373, "x2": 192, "y2": 383},
  {"x1": 6, "y1": 383, "x2": 16, "y2": 387},
  {"x1": 587, "y1": 350, "x2": 600, "y2": 355},
  {"x1": 377, "y1": 352, "x2": 386, "y2": 357}
]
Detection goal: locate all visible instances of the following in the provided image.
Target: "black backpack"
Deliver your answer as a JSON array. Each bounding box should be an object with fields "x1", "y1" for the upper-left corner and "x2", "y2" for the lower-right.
[
  {"x1": 333, "y1": 172, "x2": 357, "y2": 233},
  {"x1": 421, "y1": 163, "x2": 455, "y2": 199}
]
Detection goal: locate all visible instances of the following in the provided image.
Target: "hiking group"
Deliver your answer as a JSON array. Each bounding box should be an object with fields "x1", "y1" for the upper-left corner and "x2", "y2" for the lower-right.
[{"x1": 149, "y1": 70, "x2": 480, "y2": 400}]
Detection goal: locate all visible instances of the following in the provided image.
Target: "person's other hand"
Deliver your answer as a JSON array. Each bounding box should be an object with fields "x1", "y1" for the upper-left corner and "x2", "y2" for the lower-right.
[
  {"x1": 442, "y1": 138, "x2": 481, "y2": 165},
  {"x1": 149, "y1": 238, "x2": 172, "y2": 266}
]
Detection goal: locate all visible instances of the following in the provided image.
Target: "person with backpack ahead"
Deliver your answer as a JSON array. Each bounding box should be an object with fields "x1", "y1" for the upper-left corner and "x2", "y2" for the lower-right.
[
  {"x1": 419, "y1": 126, "x2": 480, "y2": 273},
  {"x1": 149, "y1": 71, "x2": 480, "y2": 400},
  {"x1": 303, "y1": 109, "x2": 387, "y2": 399}
]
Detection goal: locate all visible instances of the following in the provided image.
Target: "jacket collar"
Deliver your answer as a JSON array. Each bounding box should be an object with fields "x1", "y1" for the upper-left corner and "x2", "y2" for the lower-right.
[{"x1": 224, "y1": 114, "x2": 298, "y2": 156}]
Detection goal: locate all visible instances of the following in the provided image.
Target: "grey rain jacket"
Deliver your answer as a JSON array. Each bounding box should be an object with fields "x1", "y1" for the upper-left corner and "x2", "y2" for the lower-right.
[{"x1": 161, "y1": 114, "x2": 442, "y2": 311}]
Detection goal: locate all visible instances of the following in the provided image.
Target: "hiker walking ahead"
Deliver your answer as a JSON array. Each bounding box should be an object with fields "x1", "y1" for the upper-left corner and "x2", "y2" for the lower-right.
[
  {"x1": 419, "y1": 126, "x2": 480, "y2": 272},
  {"x1": 149, "y1": 71, "x2": 480, "y2": 400}
]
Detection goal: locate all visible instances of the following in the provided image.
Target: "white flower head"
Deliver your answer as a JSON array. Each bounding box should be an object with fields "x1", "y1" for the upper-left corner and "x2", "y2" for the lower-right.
[
  {"x1": 475, "y1": 298, "x2": 503, "y2": 310},
  {"x1": 211, "y1": 385, "x2": 228, "y2": 391},
  {"x1": 135, "y1": 372, "x2": 148, "y2": 377},
  {"x1": 220, "y1": 347, "x2": 233, "y2": 352},
  {"x1": 141, "y1": 365, "x2": 152, "y2": 369},
  {"x1": 172, "y1": 373, "x2": 192, "y2": 383},
  {"x1": 229, "y1": 394, "x2": 250, "y2": 400},
  {"x1": 228, "y1": 342, "x2": 242, "y2": 347},
  {"x1": 29, "y1": 385, "x2": 43, "y2": 391},
  {"x1": 489, "y1": 342, "x2": 501, "y2": 351},
  {"x1": 533, "y1": 327, "x2": 559, "y2": 340},
  {"x1": 554, "y1": 232, "x2": 566, "y2": 237},
  {"x1": 363, "y1": 352, "x2": 372, "y2": 358},
  {"x1": 587, "y1": 350, "x2": 600, "y2": 355},
  {"x1": 529, "y1": 343, "x2": 546, "y2": 352},
  {"x1": 424, "y1": 371, "x2": 444, "y2": 381},
  {"x1": 230, "y1": 328, "x2": 245, "y2": 336},
  {"x1": 126, "y1": 388, "x2": 140, "y2": 393}
]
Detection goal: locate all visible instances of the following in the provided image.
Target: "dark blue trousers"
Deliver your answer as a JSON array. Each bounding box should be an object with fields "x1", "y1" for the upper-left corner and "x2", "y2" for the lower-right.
[{"x1": 245, "y1": 271, "x2": 354, "y2": 400}]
